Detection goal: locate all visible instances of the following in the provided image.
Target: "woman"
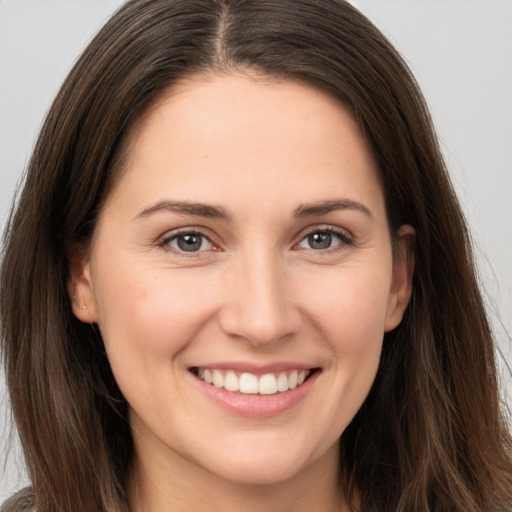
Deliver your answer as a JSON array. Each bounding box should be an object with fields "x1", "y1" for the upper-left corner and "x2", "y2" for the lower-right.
[{"x1": 1, "y1": 0, "x2": 511, "y2": 511}]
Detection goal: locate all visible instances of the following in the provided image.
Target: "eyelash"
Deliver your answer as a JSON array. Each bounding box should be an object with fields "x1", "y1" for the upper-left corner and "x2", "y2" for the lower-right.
[
  {"x1": 295, "y1": 227, "x2": 354, "y2": 253},
  {"x1": 158, "y1": 229, "x2": 219, "y2": 256},
  {"x1": 158, "y1": 226, "x2": 354, "y2": 256}
]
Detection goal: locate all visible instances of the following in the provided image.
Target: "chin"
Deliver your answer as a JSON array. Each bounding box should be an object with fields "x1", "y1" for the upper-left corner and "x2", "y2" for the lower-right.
[
  {"x1": 203, "y1": 456, "x2": 309, "y2": 486},
  {"x1": 188, "y1": 433, "x2": 335, "y2": 487}
]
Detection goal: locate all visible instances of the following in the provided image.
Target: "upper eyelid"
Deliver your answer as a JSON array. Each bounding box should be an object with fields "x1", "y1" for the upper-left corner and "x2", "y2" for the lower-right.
[
  {"x1": 292, "y1": 226, "x2": 355, "y2": 254},
  {"x1": 160, "y1": 226, "x2": 218, "y2": 242},
  {"x1": 295, "y1": 224, "x2": 354, "y2": 242},
  {"x1": 159, "y1": 228, "x2": 221, "y2": 252}
]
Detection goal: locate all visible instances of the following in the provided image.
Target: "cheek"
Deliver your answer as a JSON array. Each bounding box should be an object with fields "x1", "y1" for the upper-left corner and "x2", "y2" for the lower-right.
[
  {"x1": 298, "y1": 263, "x2": 392, "y2": 348},
  {"x1": 294, "y1": 261, "x2": 391, "y2": 411},
  {"x1": 280, "y1": 263, "x2": 392, "y2": 439},
  {"x1": 91, "y1": 259, "x2": 220, "y2": 376},
  {"x1": 319, "y1": 269, "x2": 391, "y2": 409}
]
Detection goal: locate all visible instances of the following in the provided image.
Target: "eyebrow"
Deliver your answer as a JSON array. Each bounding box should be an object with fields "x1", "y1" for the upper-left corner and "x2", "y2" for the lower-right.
[
  {"x1": 134, "y1": 197, "x2": 373, "y2": 221},
  {"x1": 293, "y1": 198, "x2": 373, "y2": 219},
  {"x1": 134, "y1": 200, "x2": 231, "y2": 220}
]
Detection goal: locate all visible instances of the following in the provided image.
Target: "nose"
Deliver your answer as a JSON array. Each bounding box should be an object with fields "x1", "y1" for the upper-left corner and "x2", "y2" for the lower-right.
[{"x1": 217, "y1": 250, "x2": 302, "y2": 346}]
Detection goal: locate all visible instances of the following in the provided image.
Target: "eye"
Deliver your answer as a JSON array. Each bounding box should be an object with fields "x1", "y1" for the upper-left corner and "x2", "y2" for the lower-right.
[
  {"x1": 163, "y1": 232, "x2": 214, "y2": 253},
  {"x1": 296, "y1": 228, "x2": 351, "y2": 251}
]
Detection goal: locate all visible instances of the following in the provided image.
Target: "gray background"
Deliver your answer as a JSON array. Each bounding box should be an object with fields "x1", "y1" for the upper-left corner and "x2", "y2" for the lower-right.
[{"x1": 1, "y1": 0, "x2": 511, "y2": 502}]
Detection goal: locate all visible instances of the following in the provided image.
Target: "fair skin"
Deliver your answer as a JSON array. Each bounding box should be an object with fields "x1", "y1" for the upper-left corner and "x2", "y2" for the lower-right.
[{"x1": 71, "y1": 73, "x2": 414, "y2": 512}]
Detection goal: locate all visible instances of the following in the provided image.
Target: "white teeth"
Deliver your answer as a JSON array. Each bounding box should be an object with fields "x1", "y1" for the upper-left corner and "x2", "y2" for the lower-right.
[
  {"x1": 212, "y1": 370, "x2": 224, "y2": 388},
  {"x1": 196, "y1": 368, "x2": 312, "y2": 395},
  {"x1": 224, "y1": 371, "x2": 239, "y2": 392},
  {"x1": 239, "y1": 372, "x2": 259, "y2": 394},
  {"x1": 288, "y1": 370, "x2": 298, "y2": 389},
  {"x1": 277, "y1": 372, "x2": 289, "y2": 392},
  {"x1": 259, "y1": 373, "x2": 277, "y2": 395}
]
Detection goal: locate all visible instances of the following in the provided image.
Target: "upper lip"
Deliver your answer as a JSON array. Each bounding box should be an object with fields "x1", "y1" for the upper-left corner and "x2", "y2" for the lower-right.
[{"x1": 190, "y1": 361, "x2": 319, "y2": 375}]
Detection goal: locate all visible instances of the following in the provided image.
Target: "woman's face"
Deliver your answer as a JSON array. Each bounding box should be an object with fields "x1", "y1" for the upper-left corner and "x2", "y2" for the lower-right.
[{"x1": 72, "y1": 74, "x2": 413, "y2": 488}]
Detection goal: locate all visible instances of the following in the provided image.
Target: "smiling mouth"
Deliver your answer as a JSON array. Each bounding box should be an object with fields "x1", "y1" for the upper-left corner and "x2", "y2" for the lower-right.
[{"x1": 191, "y1": 368, "x2": 319, "y2": 395}]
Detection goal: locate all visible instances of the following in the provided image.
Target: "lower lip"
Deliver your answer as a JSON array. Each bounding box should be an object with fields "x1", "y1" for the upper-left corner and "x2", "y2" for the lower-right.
[{"x1": 191, "y1": 370, "x2": 320, "y2": 418}]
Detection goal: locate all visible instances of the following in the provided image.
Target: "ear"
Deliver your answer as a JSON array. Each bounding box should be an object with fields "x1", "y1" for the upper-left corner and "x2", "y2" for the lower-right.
[
  {"x1": 384, "y1": 225, "x2": 415, "y2": 332},
  {"x1": 67, "y1": 244, "x2": 99, "y2": 323}
]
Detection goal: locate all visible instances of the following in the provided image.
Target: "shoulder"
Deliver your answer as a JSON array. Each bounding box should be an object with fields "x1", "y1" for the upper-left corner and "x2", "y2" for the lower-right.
[{"x1": 1, "y1": 488, "x2": 35, "y2": 512}]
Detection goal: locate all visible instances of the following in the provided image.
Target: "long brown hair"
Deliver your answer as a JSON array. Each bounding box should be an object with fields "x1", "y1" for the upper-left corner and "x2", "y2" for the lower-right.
[{"x1": 2, "y1": 1, "x2": 511, "y2": 511}]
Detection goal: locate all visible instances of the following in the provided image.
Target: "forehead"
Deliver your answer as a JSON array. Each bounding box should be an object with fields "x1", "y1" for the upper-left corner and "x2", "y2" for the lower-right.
[
  {"x1": 104, "y1": 73, "x2": 384, "y2": 221},
  {"x1": 133, "y1": 73, "x2": 370, "y2": 157}
]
